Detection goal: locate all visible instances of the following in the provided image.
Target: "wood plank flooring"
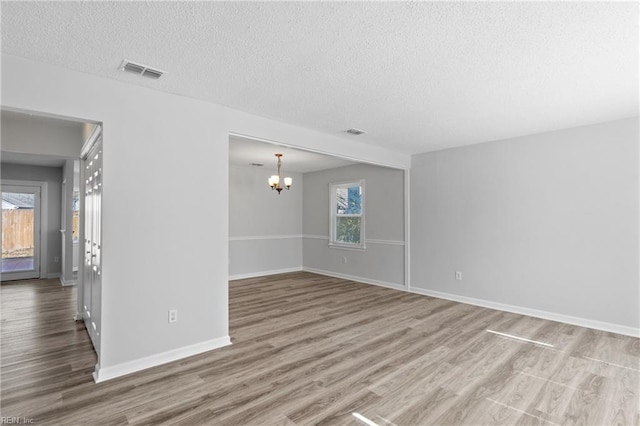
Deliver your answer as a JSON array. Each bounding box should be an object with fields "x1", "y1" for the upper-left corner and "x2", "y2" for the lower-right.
[{"x1": 1, "y1": 272, "x2": 638, "y2": 425}]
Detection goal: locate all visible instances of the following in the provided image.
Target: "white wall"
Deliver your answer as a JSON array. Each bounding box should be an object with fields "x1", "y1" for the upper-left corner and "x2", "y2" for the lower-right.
[
  {"x1": 2, "y1": 53, "x2": 408, "y2": 380},
  {"x1": 410, "y1": 117, "x2": 639, "y2": 335},
  {"x1": 303, "y1": 163, "x2": 405, "y2": 287},
  {"x1": 1, "y1": 163, "x2": 63, "y2": 277},
  {"x1": 1, "y1": 111, "x2": 84, "y2": 158},
  {"x1": 229, "y1": 164, "x2": 303, "y2": 278}
]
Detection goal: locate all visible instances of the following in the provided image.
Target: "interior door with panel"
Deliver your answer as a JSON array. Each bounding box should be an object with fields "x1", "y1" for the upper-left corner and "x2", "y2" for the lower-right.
[{"x1": 83, "y1": 135, "x2": 102, "y2": 352}]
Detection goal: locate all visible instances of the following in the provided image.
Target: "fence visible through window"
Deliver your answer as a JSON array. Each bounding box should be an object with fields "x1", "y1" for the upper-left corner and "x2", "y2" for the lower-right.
[
  {"x1": 2, "y1": 190, "x2": 36, "y2": 274},
  {"x1": 2, "y1": 202, "x2": 35, "y2": 259}
]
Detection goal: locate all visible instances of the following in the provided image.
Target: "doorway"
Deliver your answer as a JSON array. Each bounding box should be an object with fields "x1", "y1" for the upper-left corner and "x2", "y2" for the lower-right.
[{"x1": 1, "y1": 184, "x2": 42, "y2": 280}]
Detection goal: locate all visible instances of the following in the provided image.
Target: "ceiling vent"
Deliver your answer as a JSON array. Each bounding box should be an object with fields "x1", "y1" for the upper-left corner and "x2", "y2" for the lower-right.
[
  {"x1": 119, "y1": 60, "x2": 164, "y2": 80},
  {"x1": 345, "y1": 128, "x2": 366, "y2": 135}
]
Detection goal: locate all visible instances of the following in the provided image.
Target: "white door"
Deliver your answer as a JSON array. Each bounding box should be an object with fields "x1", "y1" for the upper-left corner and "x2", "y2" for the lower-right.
[
  {"x1": 1, "y1": 185, "x2": 41, "y2": 281},
  {"x1": 83, "y1": 137, "x2": 102, "y2": 351}
]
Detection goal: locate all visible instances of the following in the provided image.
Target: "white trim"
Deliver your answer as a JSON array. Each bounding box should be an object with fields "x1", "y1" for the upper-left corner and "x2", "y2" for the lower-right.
[
  {"x1": 298, "y1": 267, "x2": 639, "y2": 337},
  {"x1": 230, "y1": 267, "x2": 303, "y2": 281},
  {"x1": 80, "y1": 125, "x2": 102, "y2": 159},
  {"x1": 409, "y1": 286, "x2": 640, "y2": 338},
  {"x1": 404, "y1": 169, "x2": 410, "y2": 292},
  {"x1": 59, "y1": 276, "x2": 78, "y2": 286},
  {"x1": 303, "y1": 234, "x2": 404, "y2": 246},
  {"x1": 303, "y1": 234, "x2": 329, "y2": 240},
  {"x1": 46, "y1": 272, "x2": 61, "y2": 279},
  {"x1": 366, "y1": 239, "x2": 405, "y2": 246},
  {"x1": 303, "y1": 267, "x2": 404, "y2": 291},
  {"x1": 328, "y1": 243, "x2": 366, "y2": 252},
  {"x1": 40, "y1": 182, "x2": 48, "y2": 278},
  {"x1": 93, "y1": 335, "x2": 232, "y2": 383},
  {"x1": 229, "y1": 234, "x2": 302, "y2": 241}
]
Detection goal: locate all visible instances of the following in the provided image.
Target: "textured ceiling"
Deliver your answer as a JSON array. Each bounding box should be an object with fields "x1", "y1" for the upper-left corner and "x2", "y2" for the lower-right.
[
  {"x1": 230, "y1": 136, "x2": 357, "y2": 174},
  {"x1": 1, "y1": 2, "x2": 638, "y2": 155}
]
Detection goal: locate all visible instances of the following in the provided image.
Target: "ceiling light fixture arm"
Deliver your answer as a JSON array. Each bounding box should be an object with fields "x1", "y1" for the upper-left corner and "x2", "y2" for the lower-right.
[{"x1": 268, "y1": 153, "x2": 292, "y2": 194}]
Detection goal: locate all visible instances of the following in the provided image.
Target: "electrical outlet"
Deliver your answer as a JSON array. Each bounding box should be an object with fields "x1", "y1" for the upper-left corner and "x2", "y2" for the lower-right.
[
  {"x1": 168, "y1": 309, "x2": 178, "y2": 323},
  {"x1": 455, "y1": 271, "x2": 462, "y2": 281},
  {"x1": 343, "y1": 257, "x2": 348, "y2": 264}
]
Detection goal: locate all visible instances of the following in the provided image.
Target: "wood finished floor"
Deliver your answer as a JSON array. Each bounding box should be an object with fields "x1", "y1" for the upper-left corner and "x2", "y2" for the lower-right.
[{"x1": 1, "y1": 272, "x2": 638, "y2": 425}]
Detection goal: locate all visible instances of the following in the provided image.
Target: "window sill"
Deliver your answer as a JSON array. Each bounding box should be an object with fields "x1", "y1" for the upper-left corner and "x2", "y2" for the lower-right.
[{"x1": 328, "y1": 243, "x2": 366, "y2": 252}]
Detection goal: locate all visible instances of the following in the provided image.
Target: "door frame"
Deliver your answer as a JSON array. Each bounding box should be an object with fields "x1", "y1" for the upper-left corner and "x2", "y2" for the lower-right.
[
  {"x1": 80, "y1": 127, "x2": 103, "y2": 354},
  {"x1": 1, "y1": 180, "x2": 48, "y2": 280}
]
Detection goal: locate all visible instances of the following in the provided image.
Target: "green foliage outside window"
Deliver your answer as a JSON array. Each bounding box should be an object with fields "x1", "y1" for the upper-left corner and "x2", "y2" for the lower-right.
[
  {"x1": 333, "y1": 183, "x2": 363, "y2": 246},
  {"x1": 336, "y1": 216, "x2": 361, "y2": 244}
]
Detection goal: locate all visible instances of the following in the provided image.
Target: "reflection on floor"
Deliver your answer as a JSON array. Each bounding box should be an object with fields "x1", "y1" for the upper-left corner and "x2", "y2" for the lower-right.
[{"x1": 1, "y1": 257, "x2": 34, "y2": 273}]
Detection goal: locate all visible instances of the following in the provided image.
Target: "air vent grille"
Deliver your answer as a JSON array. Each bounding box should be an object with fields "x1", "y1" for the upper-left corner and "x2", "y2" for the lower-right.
[
  {"x1": 345, "y1": 128, "x2": 366, "y2": 135},
  {"x1": 123, "y1": 62, "x2": 145, "y2": 74},
  {"x1": 120, "y1": 60, "x2": 164, "y2": 80},
  {"x1": 142, "y1": 68, "x2": 163, "y2": 79}
]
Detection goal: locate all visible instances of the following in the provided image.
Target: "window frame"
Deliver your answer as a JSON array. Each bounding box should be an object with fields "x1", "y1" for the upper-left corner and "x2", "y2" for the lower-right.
[{"x1": 329, "y1": 179, "x2": 365, "y2": 250}]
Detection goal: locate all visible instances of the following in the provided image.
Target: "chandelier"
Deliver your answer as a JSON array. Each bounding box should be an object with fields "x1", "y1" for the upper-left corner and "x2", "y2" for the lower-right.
[{"x1": 268, "y1": 154, "x2": 292, "y2": 194}]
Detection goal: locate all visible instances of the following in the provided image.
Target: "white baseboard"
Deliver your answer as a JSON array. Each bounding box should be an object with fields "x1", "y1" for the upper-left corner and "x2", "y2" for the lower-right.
[
  {"x1": 409, "y1": 286, "x2": 639, "y2": 338},
  {"x1": 230, "y1": 267, "x2": 303, "y2": 281},
  {"x1": 229, "y1": 235, "x2": 303, "y2": 241},
  {"x1": 46, "y1": 272, "x2": 61, "y2": 279},
  {"x1": 93, "y1": 335, "x2": 232, "y2": 383},
  {"x1": 302, "y1": 267, "x2": 405, "y2": 291},
  {"x1": 297, "y1": 268, "x2": 638, "y2": 337},
  {"x1": 234, "y1": 267, "x2": 637, "y2": 338},
  {"x1": 59, "y1": 276, "x2": 78, "y2": 286}
]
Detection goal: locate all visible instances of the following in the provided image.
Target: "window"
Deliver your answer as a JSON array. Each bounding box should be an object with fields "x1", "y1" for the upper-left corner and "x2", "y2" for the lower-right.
[
  {"x1": 72, "y1": 191, "x2": 80, "y2": 242},
  {"x1": 330, "y1": 180, "x2": 364, "y2": 249}
]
